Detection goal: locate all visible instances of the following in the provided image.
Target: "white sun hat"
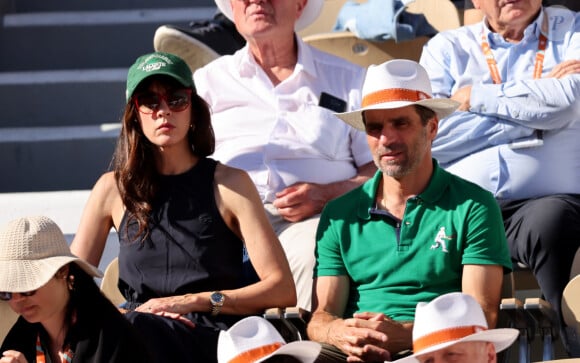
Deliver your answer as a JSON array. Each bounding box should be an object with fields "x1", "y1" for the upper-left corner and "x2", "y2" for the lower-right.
[
  {"x1": 215, "y1": 0, "x2": 324, "y2": 31},
  {"x1": 336, "y1": 59, "x2": 460, "y2": 131},
  {"x1": 389, "y1": 292, "x2": 519, "y2": 363},
  {"x1": 0, "y1": 216, "x2": 102, "y2": 293},
  {"x1": 217, "y1": 316, "x2": 321, "y2": 363}
]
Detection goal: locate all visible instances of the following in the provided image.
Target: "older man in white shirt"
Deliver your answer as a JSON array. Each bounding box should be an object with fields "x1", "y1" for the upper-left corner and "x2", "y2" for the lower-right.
[{"x1": 194, "y1": 0, "x2": 375, "y2": 310}]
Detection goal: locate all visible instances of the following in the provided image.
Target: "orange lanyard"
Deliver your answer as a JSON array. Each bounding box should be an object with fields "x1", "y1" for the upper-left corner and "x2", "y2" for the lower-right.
[
  {"x1": 481, "y1": 16, "x2": 548, "y2": 84},
  {"x1": 36, "y1": 334, "x2": 74, "y2": 363}
]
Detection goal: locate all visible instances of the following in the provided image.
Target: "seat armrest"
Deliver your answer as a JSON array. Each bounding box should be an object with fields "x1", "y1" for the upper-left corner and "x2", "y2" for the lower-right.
[
  {"x1": 264, "y1": 307, "x2": 284, "y2": 320},
  {"x1": 499, "y1": 297, "x2": 536, "y2": 363},
  {"x1": 264, "y1": 307, "x2": 311, "y2": 342},
  {"x1": 263, "y1": 307, "x2": 303, "y2": 342},
  {"x1": 284, "y1": 307, "x2": 311, "y2": 341},
  {"x1": 523, "y1": 298, "x2": 559, "y2": 361},
  {"x1": 523, "y1": 298, "x2": 559, "y2": 337}
]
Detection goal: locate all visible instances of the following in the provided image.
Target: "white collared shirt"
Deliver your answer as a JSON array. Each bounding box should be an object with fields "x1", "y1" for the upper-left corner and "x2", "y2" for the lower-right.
[{"x1": 194, "y1": 37, "x2": 371, "y2": 202}]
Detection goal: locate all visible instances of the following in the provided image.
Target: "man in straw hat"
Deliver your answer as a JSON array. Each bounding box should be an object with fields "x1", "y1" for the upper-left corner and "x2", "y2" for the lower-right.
[
  {"x1": 217, "y1": 316, "x2": 321, "y2": 363},
  {"x1": 392, "y1": 292, "x2": 519, "y2": 363},
  {"x1": 192, "y1": 0, "x2": 377, "y2": 311},
  {"x1": 0, "y1": 216, "x2": 153, "y2": 362},
  {"x1": 307, "y1": 59, "x2": 512, "y2": 363}
]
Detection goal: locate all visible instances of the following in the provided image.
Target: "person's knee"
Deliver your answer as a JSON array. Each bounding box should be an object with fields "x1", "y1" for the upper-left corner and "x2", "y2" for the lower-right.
[{"x1": 509, "y1": 195, "x2": 580, "y2": 244}]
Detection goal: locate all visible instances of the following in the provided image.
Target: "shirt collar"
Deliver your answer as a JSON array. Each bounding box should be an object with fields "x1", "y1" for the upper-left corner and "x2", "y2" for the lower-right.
[
  {"x1": 482, "y1": 7, "x2": 545, "y2": 46},
  {"x1": 297, "y1": 36, "x2": 317, "y2": 78},
  {"x1": 235, "y1": 35, "x2": 317, "y2": 79},
  {"x1": 357, "y1": 159, "x2": 451, "y2": 220}
]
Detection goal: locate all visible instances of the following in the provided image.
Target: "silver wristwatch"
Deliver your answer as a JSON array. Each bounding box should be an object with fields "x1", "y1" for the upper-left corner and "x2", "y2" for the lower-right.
[{"x1": 210, "y1": 291, "x2": 225, "y2": 316}]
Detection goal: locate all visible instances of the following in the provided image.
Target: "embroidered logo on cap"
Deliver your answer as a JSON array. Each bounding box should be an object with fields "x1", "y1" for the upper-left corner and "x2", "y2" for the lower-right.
[{"x1": 142, "y1": 61, "x2": 165, "y2": 72}]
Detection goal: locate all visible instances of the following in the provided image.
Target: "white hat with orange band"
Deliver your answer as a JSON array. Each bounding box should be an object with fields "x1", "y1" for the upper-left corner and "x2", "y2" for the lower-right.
[
  {"x1": 336, "y1": 59, "x2": 460, "y2": 131},
  {"x1": 389, "y1": 292, "x2": 519, "y2": 363},
  {"x1": 217, "y1": 316, "x2": 321, "y2": 363}
]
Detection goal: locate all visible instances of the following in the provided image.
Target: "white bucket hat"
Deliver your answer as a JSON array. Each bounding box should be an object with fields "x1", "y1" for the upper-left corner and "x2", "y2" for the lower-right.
[
  {"x1": 215, "y1": 0, "x2": 324, "y2": 31},
  {"x1": 217, "y1": 316, "x2": 321, "y2": 363},
  {"x1": 336, "y1": 59, "x2": 460, "y2": 131},
  {"x1": 390, "y1": 292, "x2": 519, "y2": 363},
  {"x1": 0, "y1": 216, "x2": 102, "y2": 293}
]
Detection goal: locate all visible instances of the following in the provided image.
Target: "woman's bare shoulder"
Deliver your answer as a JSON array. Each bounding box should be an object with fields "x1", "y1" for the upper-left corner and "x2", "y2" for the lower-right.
[
  {"x1": 214, "y1": 162, "x2": 252, "y2": 189},
  {"x1": 90, "y1": 171, "x2": 122, "y2": 205}
]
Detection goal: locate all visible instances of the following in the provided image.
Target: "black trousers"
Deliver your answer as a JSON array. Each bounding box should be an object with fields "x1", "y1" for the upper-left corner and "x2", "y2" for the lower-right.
[{"x1": 500, "y1": 194, "x2": 580, "y2": 326}]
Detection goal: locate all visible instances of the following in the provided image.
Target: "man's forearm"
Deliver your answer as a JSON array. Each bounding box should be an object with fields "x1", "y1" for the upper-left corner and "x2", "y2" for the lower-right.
[{"x1": 307, "y1": 311, "x2": 341, "y2": 344}]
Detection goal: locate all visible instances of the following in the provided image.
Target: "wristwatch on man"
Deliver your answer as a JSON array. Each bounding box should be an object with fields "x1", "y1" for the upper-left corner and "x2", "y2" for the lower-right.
[{"x1": 210, "y1": 291, "x2": 225, "y2": 316}]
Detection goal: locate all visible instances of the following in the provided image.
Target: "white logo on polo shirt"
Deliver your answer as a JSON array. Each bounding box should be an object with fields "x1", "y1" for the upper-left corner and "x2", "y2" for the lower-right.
[{"x1": 430, "y1": 226, "x2": 452, "y2": 253}]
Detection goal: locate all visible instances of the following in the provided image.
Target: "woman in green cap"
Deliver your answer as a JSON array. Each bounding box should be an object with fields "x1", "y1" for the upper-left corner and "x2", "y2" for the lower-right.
[{"x1": 70, "y1": 52, "x2": 296, "y2": 362}]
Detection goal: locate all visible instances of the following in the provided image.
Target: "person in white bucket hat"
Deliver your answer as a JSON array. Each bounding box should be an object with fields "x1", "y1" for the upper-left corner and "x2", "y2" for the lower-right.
[
  {"x1": 0, "y1": 216, "x2": 154, "y2": 362},
  {"x1": 307, "y1": 59, "x2": 512, "y2": 363},
  {"x1": 218, "y1": 316, "x2": 321, "y2": 363},
  {"x1": 391, "y1": 292, "x2": 518, "y2": 363}
]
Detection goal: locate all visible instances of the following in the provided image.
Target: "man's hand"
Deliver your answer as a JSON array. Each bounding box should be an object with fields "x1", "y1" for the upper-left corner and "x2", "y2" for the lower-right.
[
  {"x1": 451, "y1": 86, "x2": 472, "y2": 111},
  {"x1": 273, "y1": 182, "x2": 329, "y2": 222},
  {"x1": 546, "y1": 59, "x2": 580, "y2": 79},
  {"x1": 327, "y1": 312, "x2": 411, "y2": 362}
]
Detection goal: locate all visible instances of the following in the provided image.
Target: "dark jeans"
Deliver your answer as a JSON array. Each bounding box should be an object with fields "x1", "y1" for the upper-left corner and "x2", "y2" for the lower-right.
[{"x1": 500, "y1": 194, "x2": 580, "y2": 326}]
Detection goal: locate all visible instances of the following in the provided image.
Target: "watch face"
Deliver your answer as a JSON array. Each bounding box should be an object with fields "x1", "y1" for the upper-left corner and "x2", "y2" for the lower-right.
[{"x1": 211, "y1": 292, "x2": 224, "y2": 305}]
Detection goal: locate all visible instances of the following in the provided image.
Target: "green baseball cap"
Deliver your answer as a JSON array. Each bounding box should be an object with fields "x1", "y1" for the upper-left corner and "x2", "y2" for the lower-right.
[{"x1": 125, "y1": 52, "x2": 194, "y2": 102}]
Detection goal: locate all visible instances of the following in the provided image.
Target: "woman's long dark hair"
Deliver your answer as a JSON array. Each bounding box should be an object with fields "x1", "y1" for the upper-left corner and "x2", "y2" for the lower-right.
[
  {"x1": 61, "y1": 263, "x2": 114, "y2": 348},
  {"x1": 111, "y1": 75, "x2": 215, "y2": 240}
]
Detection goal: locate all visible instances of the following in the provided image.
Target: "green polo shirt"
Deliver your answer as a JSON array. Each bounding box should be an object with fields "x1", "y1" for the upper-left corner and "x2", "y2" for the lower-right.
[{"x1": 314, "y1": 159, "x2": 512, "y2": 321}]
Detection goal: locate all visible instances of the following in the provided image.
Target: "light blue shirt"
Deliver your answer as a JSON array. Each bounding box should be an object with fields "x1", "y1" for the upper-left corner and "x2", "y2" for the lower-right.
[{"x1": 420, "y1": 7, "x2": 580, "y2": 200}]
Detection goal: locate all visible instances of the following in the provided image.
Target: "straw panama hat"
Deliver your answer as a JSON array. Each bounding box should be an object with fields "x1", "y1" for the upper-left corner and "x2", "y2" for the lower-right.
[
  {"x1": 0, "y1": 216, "x2": 102, "y2": 293},
  {"x1": 390, "y1": 292, "x2": 519, "y2": 363},
  {"x1": 215, "y1": 0, "x2": 324, "y2": 31},
  {"x1": 336, "y1": 59, "x2": 460, "y2": 131},
  {"x1": 217, "y1": 316, "x2": 321, "y2": 363}
]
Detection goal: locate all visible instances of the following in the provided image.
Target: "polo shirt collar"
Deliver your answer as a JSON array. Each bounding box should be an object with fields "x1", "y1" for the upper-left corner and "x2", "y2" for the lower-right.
[{"x1": 357, "y1": 159, "x2": 451, "y2": 220}]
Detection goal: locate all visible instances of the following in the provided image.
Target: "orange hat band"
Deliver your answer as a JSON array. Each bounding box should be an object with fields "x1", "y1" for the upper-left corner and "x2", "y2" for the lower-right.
[
  {"x1": 229, "y1": 342, "x2": 283, "y2": 363},
  {"x1": 362, "y1": 88, "x2": 431, "y2": 108},
  {"x1": 413, "y1": 325, "x2": 488, "y2": 353}
]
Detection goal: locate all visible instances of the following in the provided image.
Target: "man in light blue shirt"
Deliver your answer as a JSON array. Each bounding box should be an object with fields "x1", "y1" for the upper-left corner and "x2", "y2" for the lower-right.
[{"x1": 420, "y1": 0, "x2": 580, "y2": 356}]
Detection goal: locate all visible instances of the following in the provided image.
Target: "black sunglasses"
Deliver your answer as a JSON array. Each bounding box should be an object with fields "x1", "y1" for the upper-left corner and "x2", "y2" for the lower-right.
[
  {"x1": 0, "y1": 290, "x2": 37, "y2": 301},
  {"x1": 133, "y1": 89, "x2": 192, "y2": 114}
]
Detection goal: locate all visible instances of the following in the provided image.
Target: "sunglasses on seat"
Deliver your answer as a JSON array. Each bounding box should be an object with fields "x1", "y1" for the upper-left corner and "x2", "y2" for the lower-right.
[{"x1": 133, "y1": 89, "x2": 192, "y2": 114}]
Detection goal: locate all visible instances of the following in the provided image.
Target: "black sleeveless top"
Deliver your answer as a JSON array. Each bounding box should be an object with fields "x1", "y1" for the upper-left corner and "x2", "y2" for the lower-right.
[{"x1": 117, "y1": 158, "x2": 245, "y2": 305}]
